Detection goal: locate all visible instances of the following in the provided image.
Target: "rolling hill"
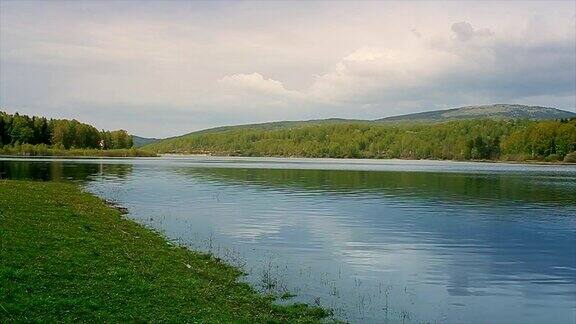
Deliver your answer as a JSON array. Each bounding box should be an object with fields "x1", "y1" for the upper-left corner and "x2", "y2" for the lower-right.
[
  {"x1": 146, "y1": 104, "x2": 575, "y2": 146},
  {"x1": 141, "y1": 104, "x2": 576, "y2": 163}
]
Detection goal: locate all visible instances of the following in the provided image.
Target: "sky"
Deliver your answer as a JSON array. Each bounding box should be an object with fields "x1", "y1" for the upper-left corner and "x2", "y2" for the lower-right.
[{"x1": 1, "y1": 1, "x2": 575, "y2": 137}]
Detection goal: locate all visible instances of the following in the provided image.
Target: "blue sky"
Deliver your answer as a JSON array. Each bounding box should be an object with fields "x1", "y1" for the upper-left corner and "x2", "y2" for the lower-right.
[{"x1": 1, "y1": 0, "x2": 575, "y2": 137}]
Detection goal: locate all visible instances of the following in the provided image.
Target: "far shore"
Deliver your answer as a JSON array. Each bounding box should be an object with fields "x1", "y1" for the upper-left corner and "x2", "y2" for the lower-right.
[
  {"x1": 1, "y1": 152, "x2": 575, "y2": 165},
  {"x1": 156, "y1": 152, "x2": 576, "y2": 165}
]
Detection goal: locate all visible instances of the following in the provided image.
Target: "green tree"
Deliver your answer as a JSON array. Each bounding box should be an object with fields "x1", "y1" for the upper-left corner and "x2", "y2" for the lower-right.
[{"x1": 10, "y1": 114, "x2": 34, "y2": 144}]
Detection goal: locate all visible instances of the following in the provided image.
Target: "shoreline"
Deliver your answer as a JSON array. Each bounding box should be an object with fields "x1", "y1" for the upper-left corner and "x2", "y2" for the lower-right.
[
  {"x1": 0, "y1": 180, "x2": 329, "y2": 322},
  {"x1": 159, "y1": 153, "x2": 576, "y2": 165},
  {"x1": 1, "y1": 152, "x2": 575, "y2": 166},
  {"x1": 0, "y1": 154, "x2": 160, "y2": 160}
]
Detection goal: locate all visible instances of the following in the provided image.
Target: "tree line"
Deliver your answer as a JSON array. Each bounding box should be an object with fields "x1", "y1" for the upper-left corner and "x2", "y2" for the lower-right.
[
  {"x1": 0, "y1": 111, "x2": 133, "y2": 149},
  {"x1": 145, "y1": 118, "x2": 576, "y2": 162}
]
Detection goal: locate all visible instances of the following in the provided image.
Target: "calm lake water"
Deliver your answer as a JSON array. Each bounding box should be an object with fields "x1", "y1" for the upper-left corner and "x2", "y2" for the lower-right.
[{"x1": 1, "y1": 156, "x2": 575, "y2": 323}]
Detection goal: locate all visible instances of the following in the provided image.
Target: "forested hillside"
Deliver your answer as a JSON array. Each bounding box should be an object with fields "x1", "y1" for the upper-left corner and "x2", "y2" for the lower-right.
[
  {"x1": 144, "y1": 119, "x2": 576, "y2": 162},
  {"x1": 0, "y1": 111, "x2": 133, "y2": 149}
]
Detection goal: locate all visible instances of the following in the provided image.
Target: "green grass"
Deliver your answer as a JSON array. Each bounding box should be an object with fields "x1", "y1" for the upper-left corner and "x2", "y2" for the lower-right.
[{"x1": 0, "y1": 180, "x2": 329, "y2": 322}]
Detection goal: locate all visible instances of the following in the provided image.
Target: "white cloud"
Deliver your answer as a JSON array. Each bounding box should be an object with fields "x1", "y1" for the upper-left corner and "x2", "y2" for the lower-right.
[
  {"x1": 219, "y1": 72, "x2": 296, "y2": 97},
  {"x1": 307, "y1": 46, "x2": 453, "y2": 104}
]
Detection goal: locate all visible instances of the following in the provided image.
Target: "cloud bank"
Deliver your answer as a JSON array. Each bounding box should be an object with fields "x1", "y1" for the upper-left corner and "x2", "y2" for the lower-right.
[{"x1": 1, "y1": 1, "x2": 574, "y2": 136}]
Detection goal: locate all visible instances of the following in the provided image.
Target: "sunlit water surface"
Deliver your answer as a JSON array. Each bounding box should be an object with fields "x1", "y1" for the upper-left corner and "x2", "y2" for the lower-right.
[{"x1": 1, "y1": 157, "x2": 575, "y2": 323}]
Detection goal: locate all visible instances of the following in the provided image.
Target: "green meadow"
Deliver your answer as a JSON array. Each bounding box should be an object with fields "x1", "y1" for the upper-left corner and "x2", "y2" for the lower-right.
[{"x1": 0, "y1": 180, "x2": 328, "y2": 322}]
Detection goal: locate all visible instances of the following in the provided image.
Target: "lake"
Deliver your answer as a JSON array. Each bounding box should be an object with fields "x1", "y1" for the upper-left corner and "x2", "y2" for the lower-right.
[{"x1": 1, "y1": 156, "x2": 575, "y2": 323}]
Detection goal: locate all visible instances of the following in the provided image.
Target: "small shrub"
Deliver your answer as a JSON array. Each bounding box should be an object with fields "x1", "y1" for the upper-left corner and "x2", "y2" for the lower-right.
[
  {"x1": 545, "y1": 154, "x2": 561, "y2": 162},
  {"x1": 564, "y1": 152, "x2": 576, "y2": 163}
]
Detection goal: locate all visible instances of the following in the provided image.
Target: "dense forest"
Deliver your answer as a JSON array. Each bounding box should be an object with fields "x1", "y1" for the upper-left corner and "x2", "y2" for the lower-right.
[
  {"x1": 0, "y1": 111, "x2": 133, "y2": 149},
  {"x1": 3, "y1": 110, "x2": 575, "y2": 162},
  {"x1": 145, "y1": 119, "x2": 576, "y2": 162}
]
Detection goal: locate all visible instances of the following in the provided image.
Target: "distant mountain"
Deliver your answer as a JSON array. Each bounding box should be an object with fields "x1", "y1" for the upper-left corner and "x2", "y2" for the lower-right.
[
  {"x1": 376, "y1": 104, "x2": 575, "y2": 122},
  {"x1": 132, "y1": 135, "x2": 160, "y2": 148}
]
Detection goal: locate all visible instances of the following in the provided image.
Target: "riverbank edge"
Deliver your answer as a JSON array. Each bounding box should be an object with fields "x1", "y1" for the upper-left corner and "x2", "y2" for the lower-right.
[
  {"x1": 157, "y1": 153, "x2": 576, "y2": 165},
  {"x1": 0, "y1": 180, "x2": 330, "y2": 322},
  {"x1": 0, "y1": 146, "x2": 576, "y2": 165},
  {"x1": 2, "y1": 151, "x2": 574, "y2": 164},
  {"x1": 0, "y1": 144, "x2": 157, "y2": 157}
]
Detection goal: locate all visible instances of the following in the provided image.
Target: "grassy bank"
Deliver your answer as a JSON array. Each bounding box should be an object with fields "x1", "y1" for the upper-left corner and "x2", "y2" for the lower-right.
[
  {"x1": 0, "y1": 180, "x2": 328, "y2": 322},
  {"x1": 0, "y1": 144, "x2": 157, "y2": 157}
]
